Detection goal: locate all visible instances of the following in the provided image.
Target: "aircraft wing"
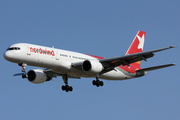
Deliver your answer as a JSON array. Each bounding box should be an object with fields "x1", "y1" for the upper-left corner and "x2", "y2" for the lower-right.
[
  {"x1": 100, "y1": 46, "x2": 176, "y2": 68},
  {"x1": 44, "y1": 69, "x2": 81, "y2": 80},
  {"x1": 14, "y1": 69, "x2": 81, "y2": 80}
]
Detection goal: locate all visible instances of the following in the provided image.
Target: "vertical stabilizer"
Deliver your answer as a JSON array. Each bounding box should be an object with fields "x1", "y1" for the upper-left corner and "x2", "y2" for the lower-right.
[{"x1": 126, "y1": 31, "x2": 146, "y2": 68}]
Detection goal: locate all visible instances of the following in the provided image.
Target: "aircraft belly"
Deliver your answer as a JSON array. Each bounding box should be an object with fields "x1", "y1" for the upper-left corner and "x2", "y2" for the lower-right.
[
  {"x1": 67, "y1": 68, "x2": 95, "y2": 78},
  {"x1": 100, "y1": 69, "x2": 136, "y2": 80}
]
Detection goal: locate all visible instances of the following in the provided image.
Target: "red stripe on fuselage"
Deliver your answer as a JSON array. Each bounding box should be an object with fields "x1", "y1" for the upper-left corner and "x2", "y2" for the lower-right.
[
  {"x1": 86, "y1": 54, "x2": 105, "y2": 59},
  {"x1": 119, "y1": 64, "x2": 141, "y2": 73}
]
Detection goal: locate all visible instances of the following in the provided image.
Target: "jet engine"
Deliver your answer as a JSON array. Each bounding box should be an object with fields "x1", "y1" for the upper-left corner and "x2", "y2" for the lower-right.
[
  {"x1": 82, "y1": 60, "x2": 103, "y2": 74},
  {"x1": 27, "y1": 69, "x2": 47, "y2": 84},
  {"x1": 135, "y1": 71, "x2": 147, "y2": 77}
]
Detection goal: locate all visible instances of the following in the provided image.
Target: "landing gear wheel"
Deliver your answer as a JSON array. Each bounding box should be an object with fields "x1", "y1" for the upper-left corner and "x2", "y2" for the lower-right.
[
  {"x1": 100, "y1": 81, "x2": 104, "y2": 86},
  {"x1": 96, "y1": 80, "x2": 100, "y2": 87},
  {"x1": 92, "y1": 80, "x2": 96, "y2": 85},
  {"x1": 65, "y1": 85, "x2": 69, "y2": 92},
  {"x1": 92, "y1": 80, "x2": 104, "y2": 87},
  {"x1": 62, "y1": 85, "x2": 66, "y2": 91},
  {"x1": 69, "y1": 86, "x2": 73, "y2": 92},
  {"x1": 61, "y1": 85, "x2": 73, "y2": 92},
  {"x1": 22, "y1": 74, "x2": 27, "y2": 79}
]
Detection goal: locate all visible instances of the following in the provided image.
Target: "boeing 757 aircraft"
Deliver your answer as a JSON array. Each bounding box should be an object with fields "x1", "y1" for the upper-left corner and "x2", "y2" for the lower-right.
[{"x1": 4, "y1": 31, "x2": 176, "y2": 92}]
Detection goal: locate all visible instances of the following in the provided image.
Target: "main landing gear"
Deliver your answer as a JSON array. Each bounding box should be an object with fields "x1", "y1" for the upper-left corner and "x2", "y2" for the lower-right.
[
  {"x1": 92, "y1": 77, "x2": 104, "y2": 87},
  {"x1": 61, "y1": 74, "x2": 73, "y2": 92},
  {"x1": 61, "y1": 75, "x2": 104, "y2": 92}
]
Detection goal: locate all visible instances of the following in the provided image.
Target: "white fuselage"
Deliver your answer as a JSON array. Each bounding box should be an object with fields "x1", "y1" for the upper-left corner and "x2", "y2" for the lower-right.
[{"x1": 4, "y1": 43, "x2": 137, "y2": 80}]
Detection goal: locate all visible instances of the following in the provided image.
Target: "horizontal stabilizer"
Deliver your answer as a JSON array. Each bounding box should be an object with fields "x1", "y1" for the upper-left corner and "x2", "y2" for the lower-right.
[
  {"x1": 14, "y1": 73, "x2": 24, "y2": 76},
  {"x1": 136, "y1": 63, "x2": 176, "y2": 72}
]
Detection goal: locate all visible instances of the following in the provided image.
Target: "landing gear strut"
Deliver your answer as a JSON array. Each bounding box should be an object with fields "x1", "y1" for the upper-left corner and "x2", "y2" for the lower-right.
[
  {"x1": 92, "y1": 77, "x2": 104, "y2": 87},
  {"x1": 61, "y1": 74, "x2": 73, "y2": 92},
  {"x1": 18, "y1": 63, "x2": 27, "y2": 79}
]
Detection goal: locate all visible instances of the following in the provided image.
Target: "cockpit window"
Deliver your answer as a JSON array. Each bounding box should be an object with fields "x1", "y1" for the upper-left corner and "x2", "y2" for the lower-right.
[{"x1": 7, "y1": 47, "x2": 21, "y2": 51}]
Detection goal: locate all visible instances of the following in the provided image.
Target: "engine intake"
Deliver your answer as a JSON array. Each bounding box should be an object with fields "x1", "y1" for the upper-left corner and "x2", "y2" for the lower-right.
[
  {"x1": 27, "y1": 69, "x2": 47, "y2": 84},
  {"x1": 82, "y1": 60, "x2": 103, "y2": 74}
]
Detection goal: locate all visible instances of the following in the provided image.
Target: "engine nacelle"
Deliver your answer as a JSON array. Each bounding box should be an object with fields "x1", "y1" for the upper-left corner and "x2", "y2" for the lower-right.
[
  {"x1": 135, "y1": 71, "x2": 147, "y2": 77},
  {"x1": 27, "y1": 69, "x2": 47, "y2": 84},
  {"x1": 82, "y1": 60, "x2": 103, "y2": 74}
]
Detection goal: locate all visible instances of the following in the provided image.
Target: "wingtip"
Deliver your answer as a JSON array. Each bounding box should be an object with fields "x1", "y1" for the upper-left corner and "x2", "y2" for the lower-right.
[
  {"x1": 170, "y1": 45, "x2": 176, "y2": 48},
  {"x1": 172, "y1": 63, "x2": 176, "y2": 66}
]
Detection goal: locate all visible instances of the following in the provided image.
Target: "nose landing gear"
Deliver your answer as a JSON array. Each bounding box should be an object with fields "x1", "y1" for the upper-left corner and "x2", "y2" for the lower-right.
[
  {"x1": 19, "y1": 63, "x2": 27, "y2": 73},
  {"x1": 17, "y1": 63, "x2": 28, "y2": 79}
]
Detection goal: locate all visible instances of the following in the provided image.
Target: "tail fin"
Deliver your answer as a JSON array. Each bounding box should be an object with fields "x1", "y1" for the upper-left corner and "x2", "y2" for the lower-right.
[{"x1": 126, "y1": 31, "x2": 146, "y2": 68}]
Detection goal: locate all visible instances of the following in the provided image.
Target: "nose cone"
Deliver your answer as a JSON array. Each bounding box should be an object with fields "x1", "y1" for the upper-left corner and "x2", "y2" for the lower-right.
[{"x1": 4, "y1": 51, "x2": 12, "y2": 61}]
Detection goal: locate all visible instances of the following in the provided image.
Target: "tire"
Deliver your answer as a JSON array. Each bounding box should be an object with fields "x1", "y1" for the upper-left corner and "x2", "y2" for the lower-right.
[
  {"x1": 92, "y1": 80, "x2": 96, "y2": 85},
  {"x1": 100, "y1": 81, "x2": 104, "y2": 86},
  {"x1": 22, "y1": 74, "x2": 26, "y2": 79},
  {"x1": 96, "y1": 84, "x2": 99, "y2": 87},
  {"x1": 62, "y1": 85, "x2": 65, "y2": 91},
  {"x1": 69, "y1": 86, "x2": 73, "y2": 92}
]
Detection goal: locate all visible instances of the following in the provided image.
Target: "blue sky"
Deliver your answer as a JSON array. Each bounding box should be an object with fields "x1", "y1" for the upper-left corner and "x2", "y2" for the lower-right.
[{"x1": 1, "y1": 0, "x2": 179, "y2": 120}]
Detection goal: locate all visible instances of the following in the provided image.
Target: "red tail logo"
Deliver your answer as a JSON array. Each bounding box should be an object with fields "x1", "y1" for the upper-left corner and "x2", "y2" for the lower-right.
[{"x1": 126, "y1": 31, "x2": 146, "y2": 68}]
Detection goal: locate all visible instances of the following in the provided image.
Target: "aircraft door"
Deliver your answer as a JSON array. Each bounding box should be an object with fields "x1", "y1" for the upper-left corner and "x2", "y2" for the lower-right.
[
  {"x1": 55, "y1": 52, "x2": 59, "y2": 60},
  {"x1": 27, "y1": 47, "x2": 31, "y2": 55}
]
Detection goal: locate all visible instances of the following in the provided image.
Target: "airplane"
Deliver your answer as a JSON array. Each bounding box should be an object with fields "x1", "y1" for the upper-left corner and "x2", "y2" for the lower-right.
[{"x1": 4, "y1": 31, "x2": 176, "y2": 92}]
